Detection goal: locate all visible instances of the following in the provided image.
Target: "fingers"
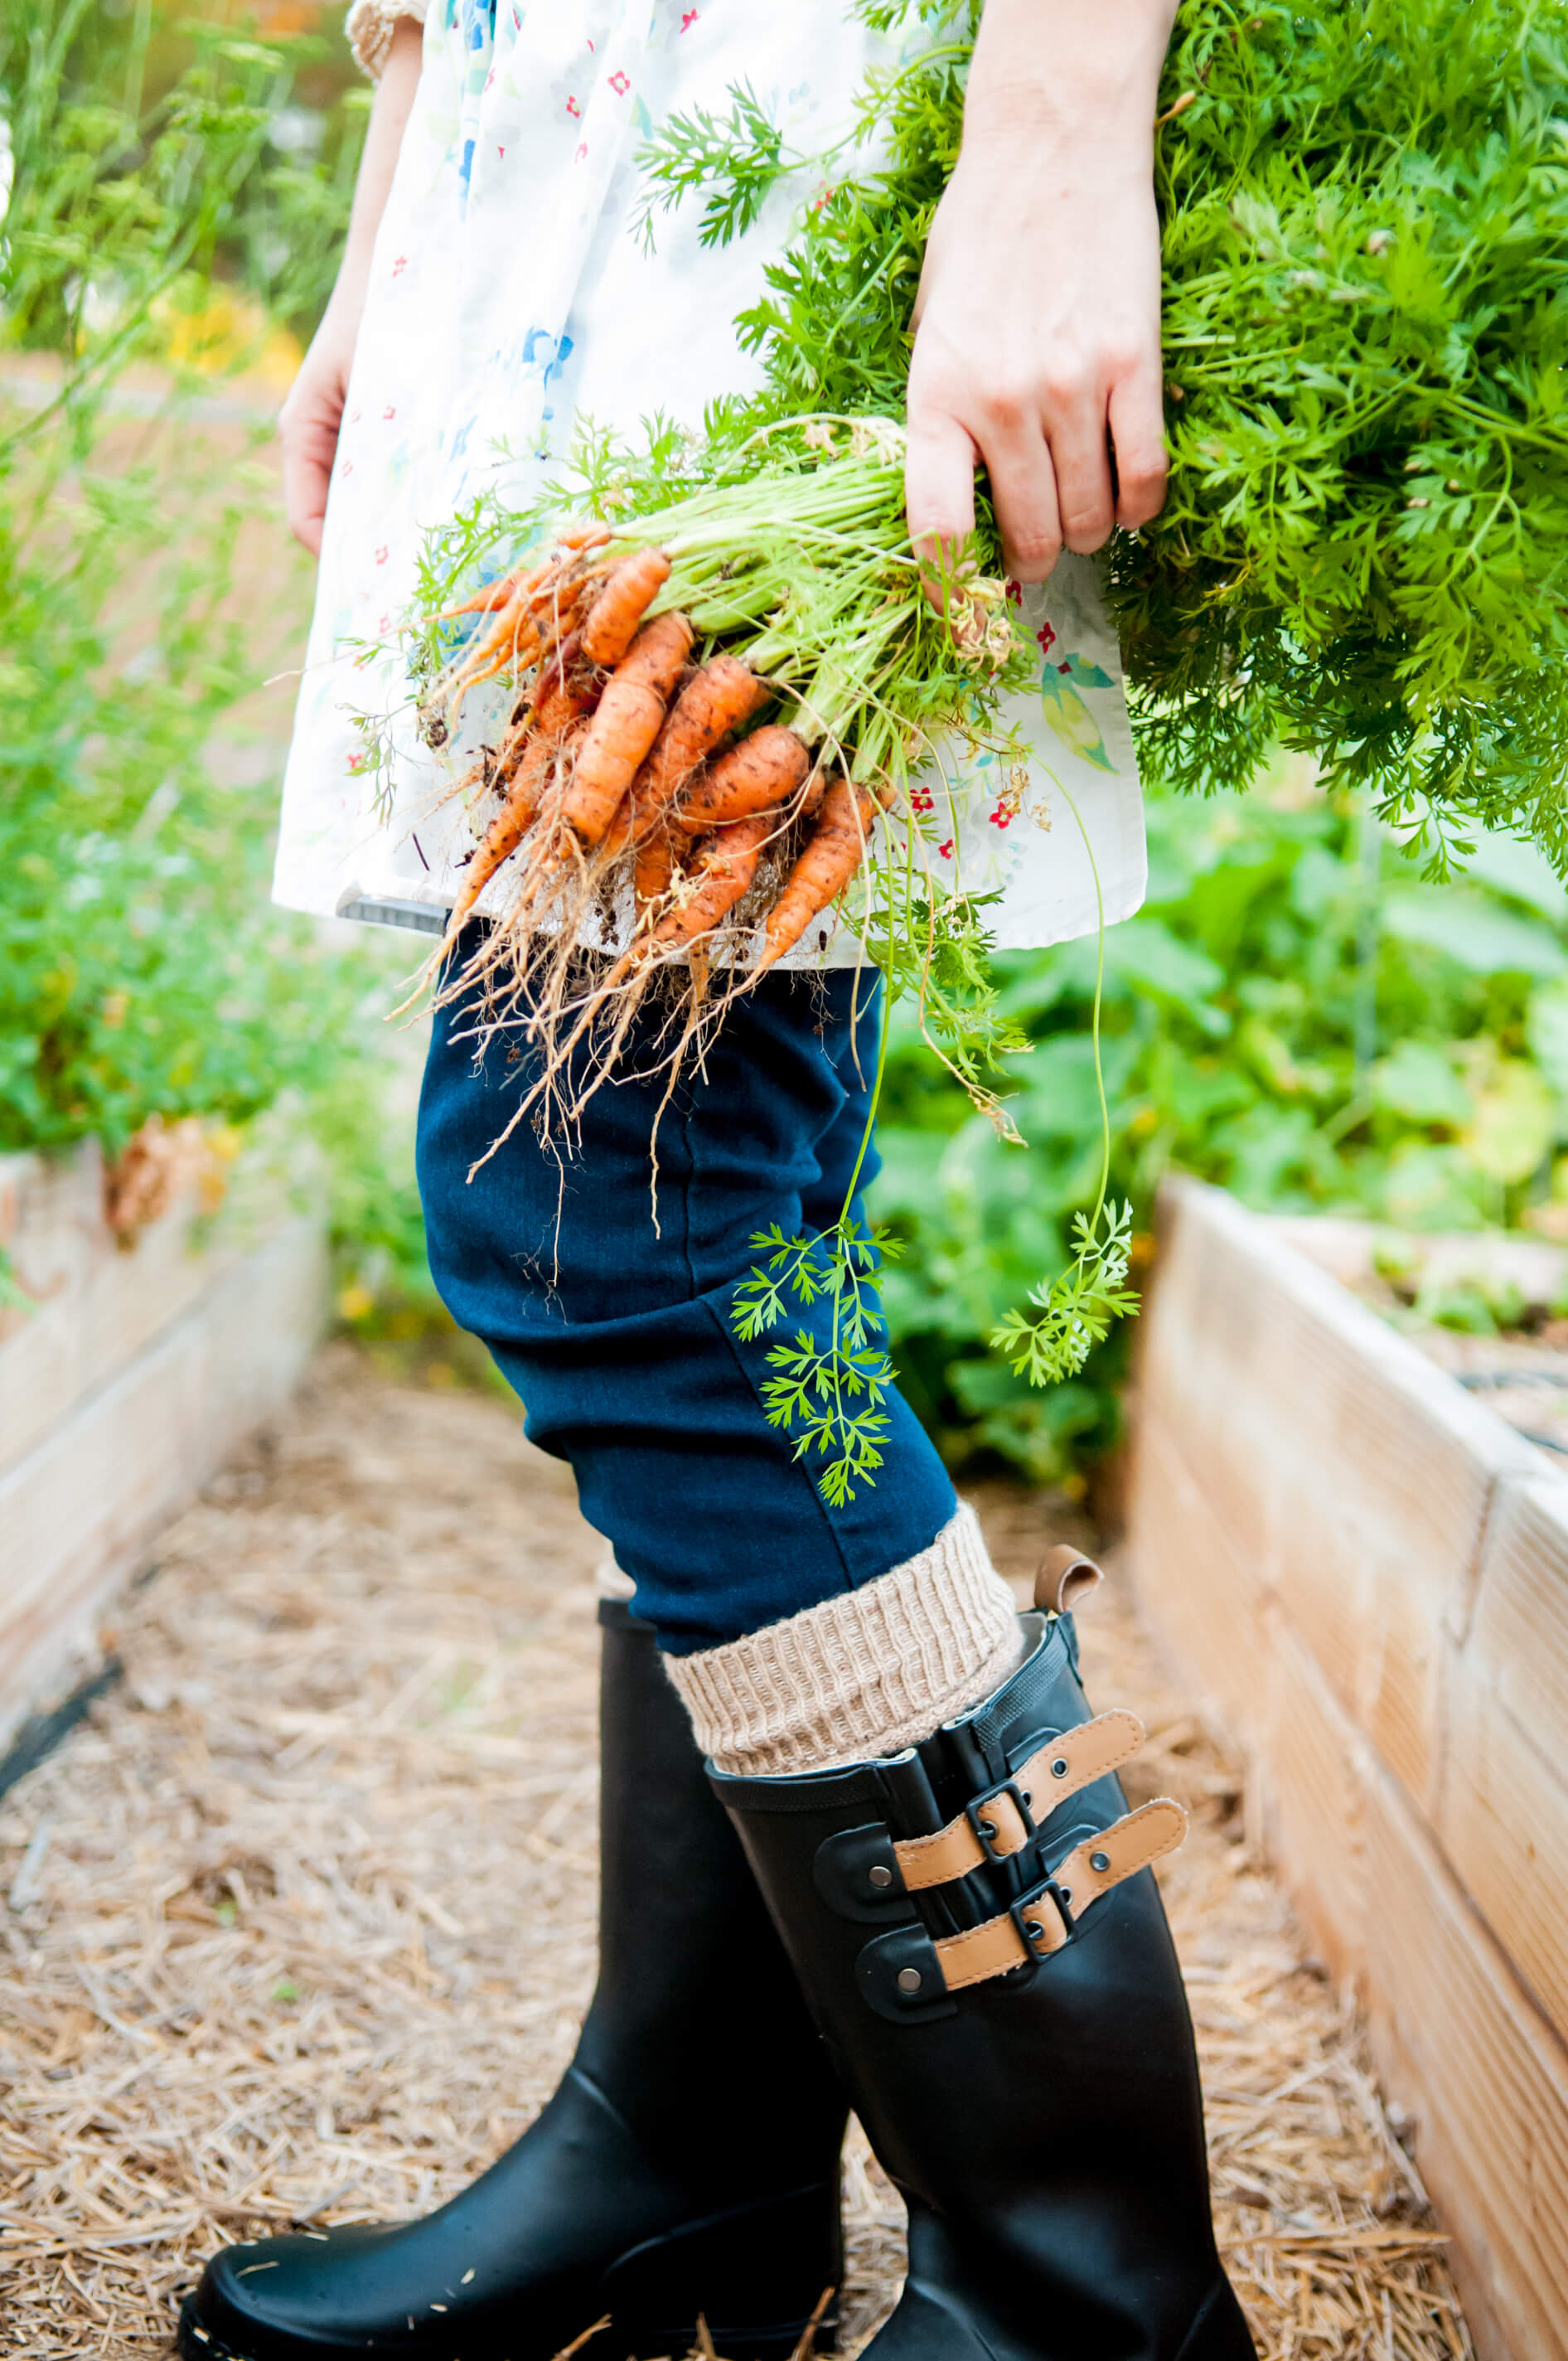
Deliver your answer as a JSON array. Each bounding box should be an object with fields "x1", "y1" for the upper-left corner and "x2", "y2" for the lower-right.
[
  {"x1": 975, "y1": 405, "x2": 1062, "y2": 584},
  {"x1": 1107, "y1": 366, "x2": 1169, "y2": 531},
  {"x1": 281, "y1": 430, "x2": 330, "y2": 557},
  {"x1": 278, "y1": 338, "x2": 351, "y2": 555},
  {"x1": 904, "y1": 406, "x2": 981, "y2": 595},
  {"x1": 1045, "y1": 377, "x2": 1116, "y2": 557},
  {"x1": 907, "y1": 367, "x2": 1164, "y2": 591}
]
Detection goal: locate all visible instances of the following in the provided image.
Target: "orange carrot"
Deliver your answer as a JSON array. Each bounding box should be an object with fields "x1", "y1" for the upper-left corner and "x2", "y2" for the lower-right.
[
  {"x1": 672, "y1": 725, "x2": 811, "y2": 836},
  {"x1": 633, "y1": 657, "x2": 771, "y2": 817},
  {"x1": 556, "y1": 521, "x2": 612, "y2": 552},
  {"x1": 641, "y1": 811, "x2": 774, "y2": 957},
  {"x1": 559, "y1": 610, "x2": 694, "y2": 845},
  {"x1": 579, "y1": 546, "x2": 672, "y2": 667},
  {"x1": 755, "y1": 777, "x2": 878, "y2": 973},
  {"x1": 433, "y1": 556, "x2": 549, "y2": 623},
  {"x1": 633, "y1": 827, "x2": 677, "y2": 916},
  {"x1": 443, "y1": 633, "x2": 603, "y2": 929},
  {"x1": 445, "y1": 605, "x2": 543, "y2": 710},
  {"x1": 446, "y1": 725, "x2": 576, "y2": 930}
]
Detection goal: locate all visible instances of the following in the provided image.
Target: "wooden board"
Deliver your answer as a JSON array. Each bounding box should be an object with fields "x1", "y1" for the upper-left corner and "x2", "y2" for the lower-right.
[
  {"x1": 1130, "y1": 1176, "x2": 1568, "y2": 2361},
  {"x1": 0, "y1": 1143, "x2": 234, "y2": 1481},
  {"x1": 0, "y1": 1212, "x2": 327, "y2": 1751},
  {"x1": 1140, "y1": 1178, "x2": 1536, "y2": 1814},
  {"x1": 1363, "y1": 1745, "x2": 1568, "y2": 2361},
  {"x1": 1436, "y1": 1477, "x2": 1568, "y2": 2053}
]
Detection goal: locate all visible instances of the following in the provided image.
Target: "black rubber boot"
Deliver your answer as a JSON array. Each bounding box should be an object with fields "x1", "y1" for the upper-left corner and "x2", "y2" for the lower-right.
[
  {"x1": 179, "y1": 1602, "x2": 847, "y2": 2361},
  {"x1": 709, "y1": 1558, "x2": 1256, "y2": 2361}
]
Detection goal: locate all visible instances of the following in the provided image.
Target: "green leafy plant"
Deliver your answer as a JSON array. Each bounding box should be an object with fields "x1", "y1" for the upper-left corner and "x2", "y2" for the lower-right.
[
  {"x1": 731, "y1": 1217, "x2": 901, "y2": 1504},
  {"x1": 0, "y1": 3, "x2": 387, "y2": 1213},
  {"x1": 872, "y1": 775, "x2": 1568, "y2": 1484},
  {"x1": 639, "y1": 0, "x2": 1568, "y2": 868}
]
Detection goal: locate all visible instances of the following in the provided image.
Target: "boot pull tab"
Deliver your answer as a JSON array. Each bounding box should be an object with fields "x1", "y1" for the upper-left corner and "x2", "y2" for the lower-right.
[{"x1": 1034, "y1": 1544, "x2": 1103, "y2": 1618}]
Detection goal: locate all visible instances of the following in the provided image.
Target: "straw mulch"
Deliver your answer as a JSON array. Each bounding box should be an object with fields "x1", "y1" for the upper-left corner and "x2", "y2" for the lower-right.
[{"x1": 1, "y1": 1347, "x2": 1474, "y2": 2359}]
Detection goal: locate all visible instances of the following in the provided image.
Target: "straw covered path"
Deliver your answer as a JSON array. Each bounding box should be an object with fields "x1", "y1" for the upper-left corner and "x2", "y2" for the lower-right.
[{"x1": 2, "y1": 1346, "x2": 1474, "y2": 2359}]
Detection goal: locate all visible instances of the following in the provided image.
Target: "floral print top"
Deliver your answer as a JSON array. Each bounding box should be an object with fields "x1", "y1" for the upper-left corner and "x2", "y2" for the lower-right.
[{"x1": 272, "y1": 0, "x2": 1146, "y2": 956}]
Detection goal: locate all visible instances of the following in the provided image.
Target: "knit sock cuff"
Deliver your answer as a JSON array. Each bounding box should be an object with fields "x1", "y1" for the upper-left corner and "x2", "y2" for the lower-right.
[{"x1": 665, "y1": 1502, "x2": 1020, "y2": 1777}]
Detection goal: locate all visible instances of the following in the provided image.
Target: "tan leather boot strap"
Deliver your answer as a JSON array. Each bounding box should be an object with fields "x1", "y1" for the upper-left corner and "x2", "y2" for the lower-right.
[
  {"x1": 892, "y1": 1709, "x2": 1146, "y2": 1893},
  {"x1": 930, "y1": 1798, "x2": 1188, "y2": 1994}
]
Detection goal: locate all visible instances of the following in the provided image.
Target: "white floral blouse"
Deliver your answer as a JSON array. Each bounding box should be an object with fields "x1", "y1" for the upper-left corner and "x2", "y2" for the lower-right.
[{"x1": 272, "y1": 0, "x2": 1147, "y2": 956}]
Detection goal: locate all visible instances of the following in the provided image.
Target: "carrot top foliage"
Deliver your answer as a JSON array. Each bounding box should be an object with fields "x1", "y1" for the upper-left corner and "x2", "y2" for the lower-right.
[{"x1": 639, "y1": 0, "x2": 1568, "y2": 872}]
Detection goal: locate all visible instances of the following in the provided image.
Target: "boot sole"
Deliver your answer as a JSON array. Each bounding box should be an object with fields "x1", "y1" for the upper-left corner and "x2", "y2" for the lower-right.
[
  {"x1": 177, "y1": 2292, "x2": 835, "y2": 2361},
  {"x1": 176, "y1": 2181, "x2": 840, "y2": 2361}
]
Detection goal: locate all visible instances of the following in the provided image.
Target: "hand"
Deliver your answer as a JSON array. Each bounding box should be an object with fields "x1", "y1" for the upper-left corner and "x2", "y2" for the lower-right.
[
  {"x1": 904, "y1": 0, "x2": 1175, "y2": 585},
  {"x1": 278, "y1": 289, "x2": 365, "y2": 555}
]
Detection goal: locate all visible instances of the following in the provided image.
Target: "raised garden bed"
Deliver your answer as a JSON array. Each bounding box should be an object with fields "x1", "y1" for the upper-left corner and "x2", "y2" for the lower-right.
[
  {"x1": 0, "y1": 1131, "x2": 327, "y2": 1760},
  {"x1": 1128, "y1": 1174, "x2": 1568, "y2": 2361}
]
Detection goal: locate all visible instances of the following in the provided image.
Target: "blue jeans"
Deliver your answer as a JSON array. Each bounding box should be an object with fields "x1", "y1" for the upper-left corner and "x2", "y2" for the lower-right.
[{"x1": 415, "y1": 930, "x2": 958, "y2": 1654}]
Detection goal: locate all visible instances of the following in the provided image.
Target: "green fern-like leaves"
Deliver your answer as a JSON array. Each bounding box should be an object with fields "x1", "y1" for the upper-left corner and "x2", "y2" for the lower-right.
[
  {"x1": 731, "y1": 1219, "x2": 903, "y2": 1505},
  {"x1": 990, "y1": 1201, "x2": 1140, "y2": 1390}
]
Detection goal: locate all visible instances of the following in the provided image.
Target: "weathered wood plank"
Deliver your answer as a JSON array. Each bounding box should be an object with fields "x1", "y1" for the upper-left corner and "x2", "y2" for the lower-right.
[
  {"x1": 0, "y1": 1142, "x2": 226, "y2": 1481},
  {"x1": 1436, "y1": 1476, "x2": 1568, "y2": 2053},
  {"x1": 1141, "y1": 1177, "x2": 1535, "y2": 1813},
  {"x1": 0, "y1": 1214, "x2": 327, "y2": 1749},
  {"x1": 1363, "y1": 1744, "x2": 1568, "y2": 2361},
  {"x1": 1126, "y1": 1405, "x2": 1271, "y2": 1755}
]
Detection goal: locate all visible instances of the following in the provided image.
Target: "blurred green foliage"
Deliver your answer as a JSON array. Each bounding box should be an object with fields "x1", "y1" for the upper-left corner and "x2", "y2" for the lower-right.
[
  {"x1": 0, "y1": 4, "x2": 383, "y2": 1185},
  {"x1": 870, "y1": 780, "x2": 1568, "y2": 1485}
]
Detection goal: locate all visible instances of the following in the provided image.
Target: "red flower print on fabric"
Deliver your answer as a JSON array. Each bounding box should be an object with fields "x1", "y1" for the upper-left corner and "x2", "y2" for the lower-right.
[
  {"x1": 566, "y1": 95, "x2": 580, "y2": 118},
  {"x1": 1005, "y1": 579, "x2": 1023, "y2": 605},
  {"x1": 390, "y1": 255, "x2": 408, "y2": 278},
  {"x1": 374, "y1": 545, "x2": 389, "y2": 566},
  {"x1": 608, "y1": 70, "x2": 630, "y2": 95},
  {"x1": 681, "y1": 7, "x2": 699, "y2": 25},
  {"x1": 937, "y1": 838, "x2": 954, "y2": 861},
  {"x1": 382, "y1": 405, "x2": 396, "y2": 420},
  {"x1": 1035, "y1": 620, "x2": 1056, "y2": 655}
]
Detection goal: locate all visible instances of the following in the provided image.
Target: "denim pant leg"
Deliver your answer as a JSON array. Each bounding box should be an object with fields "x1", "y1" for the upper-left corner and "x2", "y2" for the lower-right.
[{"x1": 414, "y1": 936, "x2": 957, "y2": 1654}]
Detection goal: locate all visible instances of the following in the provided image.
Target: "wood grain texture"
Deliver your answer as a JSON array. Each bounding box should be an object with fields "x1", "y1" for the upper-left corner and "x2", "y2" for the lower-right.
[
  {"x1": 0, "y1": 1212, "x2": 327, "y2": 1752},
  {"x1": 1363, "y1": 1746, "x2": 1568, "y2": 2361},
  {"x1": 1141, "y1": 1176, "x2": 1536, "y2": 1812},
  {"x1": 1130, "y1": 1176, "x2": 1568, "y2": 2361},
  {"x1": 0, "y1": 1143, "x2": 233, "y2": 1481},
  {"x1": 1437, "y1": 1476, "x2": 1568, "y2": 2053}
]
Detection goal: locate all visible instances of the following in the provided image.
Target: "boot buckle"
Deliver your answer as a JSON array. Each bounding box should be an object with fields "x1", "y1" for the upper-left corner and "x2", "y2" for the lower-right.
[
  {"x1": 1009, "y1": 1879, "x2": 1075, "y2": 1966},
  {"x1": 965, "y1": 1776, "x2": 1036, "y2": 1865}
]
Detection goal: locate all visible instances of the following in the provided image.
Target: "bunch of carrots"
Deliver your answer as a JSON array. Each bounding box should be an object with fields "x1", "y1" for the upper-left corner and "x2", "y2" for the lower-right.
[
  {"x1": 410, "y1": 514, "x2": 888, "y2": 1136},
  {"x1": 433, "y1": 526, "x2": 881, "y2": 975}
]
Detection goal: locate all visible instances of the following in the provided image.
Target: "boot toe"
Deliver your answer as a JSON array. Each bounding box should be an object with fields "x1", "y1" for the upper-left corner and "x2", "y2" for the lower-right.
[{"x1": 181, "y1": 2224, "x2": 402, "y2": 2360}]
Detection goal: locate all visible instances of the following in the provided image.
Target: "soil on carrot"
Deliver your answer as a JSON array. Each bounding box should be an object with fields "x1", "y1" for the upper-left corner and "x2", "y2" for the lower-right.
[{"x1": 0, "y1": 1345, "x2": 1473, "y2": 2359}]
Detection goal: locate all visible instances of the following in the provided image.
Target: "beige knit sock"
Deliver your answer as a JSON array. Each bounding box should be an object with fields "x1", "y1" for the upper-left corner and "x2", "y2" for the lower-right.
[{"x1": 664, "y1": 1501, "x2": 1022, "y2": 1777}]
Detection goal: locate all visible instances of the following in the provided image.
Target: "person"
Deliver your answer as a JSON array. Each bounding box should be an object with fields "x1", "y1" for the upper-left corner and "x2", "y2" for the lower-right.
[{"x1": 180, "y1": 6, "x2": 1255, "y2": 2358}]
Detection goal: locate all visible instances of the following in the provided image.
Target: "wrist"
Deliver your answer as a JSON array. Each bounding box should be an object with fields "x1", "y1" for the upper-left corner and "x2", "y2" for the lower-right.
[{"x1": 964, "y1": 0, "x2": 1176, "y2": 147}]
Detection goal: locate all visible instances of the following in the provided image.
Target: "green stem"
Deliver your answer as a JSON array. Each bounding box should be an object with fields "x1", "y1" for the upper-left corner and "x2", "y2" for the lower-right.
[{"x1": 1055, "y1": 776, "x2": 1112, "y2": 1230}]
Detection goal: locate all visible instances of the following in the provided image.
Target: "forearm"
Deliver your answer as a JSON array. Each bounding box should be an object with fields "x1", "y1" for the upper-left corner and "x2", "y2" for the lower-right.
[
  {"x1": 278, "y1": 14, "x2": 420, "y2": 550},
  {"x1": 333, "y1": 15, "x2": 424, "y2": 308}
]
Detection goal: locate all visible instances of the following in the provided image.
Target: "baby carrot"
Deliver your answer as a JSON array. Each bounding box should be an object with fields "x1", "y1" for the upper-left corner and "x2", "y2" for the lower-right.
[
  {"x1": 642, "y1": 810, "x2": 775, "y2": 957},
  {"x1": 560, "y1": 610, "x2": 694, "y2": 845},
  {"x1": 579, "y1": 546, "x2": 673, "y2": 667},
  {"x1": 754, "y1": 776, "x2": 878, "y2": 972},
  {"x1": 672, "y1": 725, "x2": 811, "y2": 836},
  {"x1": 633, "y1": 657, "x2": 771, "y2": 817},
  {"x1": 633, "y1": 827, "x2": 677, "y2": 916}
]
